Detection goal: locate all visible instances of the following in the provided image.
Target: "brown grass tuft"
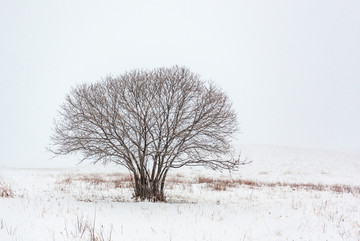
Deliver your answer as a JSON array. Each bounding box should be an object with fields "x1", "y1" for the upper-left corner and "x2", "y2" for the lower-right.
[
  {"x1": 198, "y1": 176, "x2": 215, "y2": 184},
  {"x1": 211, "y1": 180, "x2": 236, "y2": 191},
  {"x1": 78, "y1": 175, "x2": 106, "y2": 185},
  {"x1": 0, "y1": 182, "x2": 14, "y2": 198}
]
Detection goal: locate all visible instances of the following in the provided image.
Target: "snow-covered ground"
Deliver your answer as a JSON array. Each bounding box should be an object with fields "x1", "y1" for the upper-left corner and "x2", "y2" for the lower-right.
[{"x1": 1, "y1": 145, "x2": 360, "y2": 241}]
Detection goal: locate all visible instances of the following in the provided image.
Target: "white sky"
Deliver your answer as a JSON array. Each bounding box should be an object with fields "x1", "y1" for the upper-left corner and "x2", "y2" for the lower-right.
[{"x1": 1, "y1": 0, "x2": 359, "y2": 168}]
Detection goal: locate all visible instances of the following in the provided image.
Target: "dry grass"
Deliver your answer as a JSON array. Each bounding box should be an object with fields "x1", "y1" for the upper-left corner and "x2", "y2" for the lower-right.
[
  {"x1": 57, "y1": 173, "x2": 133, "y2": 190},
  {"x1": 195, "y1": 176, "x2": 360, "y2": 194},
  {"x1": 0, "y1": 218, "x2": 17, "y2": 236},
  {"x1": 57, "y1": 173, "x2": 360, "y2": 195},
  {"x1": 166, "y1": 177, "x2": 187, "y2": 184},
  {"x1": 63, "y1": 213, "x2": 113, "y2": 241},
  {"x1": 198, "y1": 176, "x2": 214, "y2": 184},
  {"x1": 196, "y1": 177, "x2": 259, "y2": 191},
  {"x1": 0, "y1": 181, "x2": 14, "y2": 198}
]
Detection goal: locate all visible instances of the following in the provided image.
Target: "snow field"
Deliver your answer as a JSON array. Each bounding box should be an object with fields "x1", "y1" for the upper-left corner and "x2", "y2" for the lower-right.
[{"x1": 1, "y1": 145, "x2": 360, "y2": 240}]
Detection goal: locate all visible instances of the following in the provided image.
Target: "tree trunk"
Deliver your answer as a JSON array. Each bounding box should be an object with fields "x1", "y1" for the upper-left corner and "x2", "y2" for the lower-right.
[{"x1": 133, "y1": 175, "x2": 166, "y2": 202}]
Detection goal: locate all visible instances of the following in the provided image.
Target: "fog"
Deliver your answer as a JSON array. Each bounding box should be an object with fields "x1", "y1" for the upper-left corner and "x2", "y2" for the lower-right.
[{"x1": 1, "y1": 0, "x2": 359, "y2": 167}]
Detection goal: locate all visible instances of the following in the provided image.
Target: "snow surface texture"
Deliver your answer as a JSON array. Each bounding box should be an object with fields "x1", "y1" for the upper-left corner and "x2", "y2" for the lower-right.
[{"x1": 0, "y1": 145, "x2": 360, "y2": 241}]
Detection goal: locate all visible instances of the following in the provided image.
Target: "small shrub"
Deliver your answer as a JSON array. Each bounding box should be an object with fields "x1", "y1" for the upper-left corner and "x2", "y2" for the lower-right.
[{"x1": 0, "y1": 182, "x2": 14, "y2": 198}]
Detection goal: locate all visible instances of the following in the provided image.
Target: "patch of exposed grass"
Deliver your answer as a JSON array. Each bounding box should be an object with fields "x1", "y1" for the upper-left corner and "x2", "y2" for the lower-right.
[
  {"x1": 195, "y1": 176, "x2": 360, "y2": 194},
  {"x1": 57, "y1": 173, "x2": 133, "y2": 190},
  {"x1": 57, "y1": 173, "x2": 360, "y2": 195}
]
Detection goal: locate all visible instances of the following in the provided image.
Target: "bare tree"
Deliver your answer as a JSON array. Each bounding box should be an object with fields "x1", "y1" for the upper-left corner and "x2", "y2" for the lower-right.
[{"x1": 49, "y1": 66, "x2": 245, "y2": 201}]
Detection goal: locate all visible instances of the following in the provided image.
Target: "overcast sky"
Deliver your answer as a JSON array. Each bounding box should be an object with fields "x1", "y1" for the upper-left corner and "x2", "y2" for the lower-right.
[{"x1": 1, "y1": 0, "x2": 359, "y2": 168}]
